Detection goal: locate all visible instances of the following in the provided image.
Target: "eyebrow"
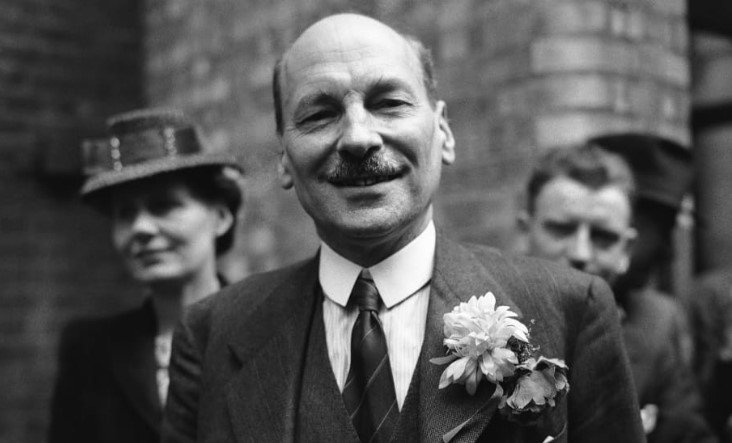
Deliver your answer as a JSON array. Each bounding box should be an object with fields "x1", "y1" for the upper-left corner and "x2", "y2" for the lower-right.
[{"x1": 370, "y1": 76, "x2": 419, "y2": 99}]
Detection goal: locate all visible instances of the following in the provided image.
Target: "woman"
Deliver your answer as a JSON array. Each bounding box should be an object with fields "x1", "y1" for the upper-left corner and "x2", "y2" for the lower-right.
[{"x1": 48, "y1": 108, "x2": 243, "y2": 443}]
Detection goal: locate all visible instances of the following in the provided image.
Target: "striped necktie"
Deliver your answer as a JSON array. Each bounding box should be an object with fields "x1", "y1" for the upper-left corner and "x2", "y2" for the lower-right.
[{"x1": 342, "y1": 270, "x2": 399, "y2": 442}]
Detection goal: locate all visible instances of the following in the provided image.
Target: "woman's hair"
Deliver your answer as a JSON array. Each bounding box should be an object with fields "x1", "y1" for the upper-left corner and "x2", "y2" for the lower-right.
[
  {"x1": 89, "y1": 165, "x2": 243, "y2": 255},
  {"x1": 180, "y1": 166, "x2": 243, "y2": 255}
]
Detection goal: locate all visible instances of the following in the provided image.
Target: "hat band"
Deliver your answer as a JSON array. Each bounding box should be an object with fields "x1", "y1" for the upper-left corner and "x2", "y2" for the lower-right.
[{"x1": 106, "y1": 126, "x2": 201, "y2": 172}]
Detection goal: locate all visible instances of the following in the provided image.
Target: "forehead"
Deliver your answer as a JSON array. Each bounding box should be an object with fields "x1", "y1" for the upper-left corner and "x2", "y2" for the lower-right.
[
  {"x1": 111, "y1": 174, "x2": 191, "y2": 202},
  {"x1": 281, "y1": 19, "x2": 424, "y2": 104},
  {"x1": 534, "y1": 177, "x2": 632, "y2": 225}
]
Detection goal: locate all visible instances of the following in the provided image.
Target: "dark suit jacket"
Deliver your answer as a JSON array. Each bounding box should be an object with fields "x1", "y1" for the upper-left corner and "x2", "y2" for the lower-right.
[
  {"x1": 686, "y1": 270, "x2": 732, "y2": 442},
  {"x1": 163, "y1": 235, "x2": 644, "y2": 442},
  {"x1": 49, "y1": 300, "x2": 161, "y2": 443},
  {"x1": 623, "y1": 289, "x2": 716, "y2": 443}
]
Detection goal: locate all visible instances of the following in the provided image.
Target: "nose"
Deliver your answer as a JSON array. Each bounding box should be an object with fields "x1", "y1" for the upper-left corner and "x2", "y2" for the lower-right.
[
  {"x1": 129, "y1": 208, "x2": 158, "y2": 236},
  {"x1": 567, "y1": 225, "x2": 593, "y2": 271},
  {"x1": 336, "y1": 104, "x2": 382, "y2": 159}
]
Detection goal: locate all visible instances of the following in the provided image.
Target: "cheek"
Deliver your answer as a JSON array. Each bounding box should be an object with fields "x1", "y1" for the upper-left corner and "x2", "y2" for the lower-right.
[
  {"x1": 110, "y1": 223, "x2": 130, "y2": 254},
  {"x1": 597, "y1": 248, "x2": 626, "y2": 267},
  {"x1": 178, "y1": 211, "x2": 222, "y2": 248}
]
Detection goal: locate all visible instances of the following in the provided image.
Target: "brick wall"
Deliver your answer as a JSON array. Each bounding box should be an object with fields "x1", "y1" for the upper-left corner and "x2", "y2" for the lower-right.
[
  {"x1": 0, "y1": 0, "x2": 143, "y2": 440},
  {"x1": 144, "y1": 0, "x2": 690, "y2": 263}
]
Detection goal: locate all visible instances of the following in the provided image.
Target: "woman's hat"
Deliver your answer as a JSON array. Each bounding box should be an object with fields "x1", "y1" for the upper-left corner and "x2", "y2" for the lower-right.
[{"x1": 80, "y1": 108, "x2": 242, "y2": 199}]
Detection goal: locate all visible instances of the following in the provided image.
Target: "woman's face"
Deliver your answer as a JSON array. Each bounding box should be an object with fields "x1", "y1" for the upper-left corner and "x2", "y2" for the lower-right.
[{"x1": 110, "y1": 176, "x2": 232, "y2": 285}]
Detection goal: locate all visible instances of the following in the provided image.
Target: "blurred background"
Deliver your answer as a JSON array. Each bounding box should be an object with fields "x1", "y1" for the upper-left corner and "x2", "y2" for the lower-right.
[{"x1": 1, "y1": 0, "x2": 731, "y2": 440}]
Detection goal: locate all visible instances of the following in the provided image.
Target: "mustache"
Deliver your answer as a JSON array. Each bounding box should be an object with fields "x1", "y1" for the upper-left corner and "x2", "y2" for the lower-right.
[{"x1": 325, "y1": 154, "x2": 403, "y2": 182}]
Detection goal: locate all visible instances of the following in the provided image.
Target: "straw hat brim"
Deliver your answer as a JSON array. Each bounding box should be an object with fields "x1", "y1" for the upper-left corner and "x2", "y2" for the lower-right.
[{"x1": 81, "y1": 152, "x2": 242, "y2": 198}]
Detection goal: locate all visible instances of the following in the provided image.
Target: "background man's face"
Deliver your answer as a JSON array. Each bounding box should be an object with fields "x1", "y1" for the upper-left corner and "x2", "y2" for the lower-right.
[
  {"x1": 523, "y1": 176, "x2": 635, "y2": 285},
  {"x1": 277, "y1": 15, "x2": 454, "y2": 248}
]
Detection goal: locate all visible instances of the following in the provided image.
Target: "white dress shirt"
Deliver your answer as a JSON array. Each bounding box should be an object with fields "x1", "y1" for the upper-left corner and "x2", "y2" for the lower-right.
[{"x1": 319, "y1": 221, "x2": 435, "y2": 410}]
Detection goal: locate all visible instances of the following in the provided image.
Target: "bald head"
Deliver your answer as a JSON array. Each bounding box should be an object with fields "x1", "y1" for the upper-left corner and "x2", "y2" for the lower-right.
[{"x1": 272, "y1": 14, "x2": 437, "y2": 135}]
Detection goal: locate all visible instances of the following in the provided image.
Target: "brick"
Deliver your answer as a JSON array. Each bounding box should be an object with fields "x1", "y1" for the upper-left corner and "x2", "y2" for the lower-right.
[
  {"x1": 625, "y1": 79, "x2": 656, "y2": 116},
  {"x1": 476, "y1": 52, "x2": 532, "y2": 89},
  {"x1": 669, "y1": 18, "x2": 688, "y2": 55},
  {"x1": 647, "y1": 0, "x2": 686, "y2": 17},
  {"x1": 534, "y1": 111, "x2": 642, "y2": 148},
  {"x1": 608, "y1": 6, "x2": 646, "y2": 42},
  {"x1": 531, "y1": 36, "x2": 640, "y2": 74},
  {"x1": 638, "y1": 44, "x2": 689, "y2": 86},
  {"x1": 537, "y1": 0, "x2": 608, "y2": 35},
  {"x1": 479, "y1": 4, "x2": 537, "y2": 55},
  {"x1": 644, "y1": 12, "x2": 674, "y2": 48},
  {"x1": 498, "y1": 74, "x2": 619, "y2": 116},
  {"x1": 437, "y1": 0, "x2": 473, "y2": 29},
  {"x1": 439, "y1": 29, "x2": 469, "y2": 61}
]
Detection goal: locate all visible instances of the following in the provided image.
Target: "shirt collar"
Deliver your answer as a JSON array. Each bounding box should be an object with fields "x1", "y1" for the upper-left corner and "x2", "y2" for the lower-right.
[{"x1": 319, "y1": 221, "x2": 436, "y2": 309}]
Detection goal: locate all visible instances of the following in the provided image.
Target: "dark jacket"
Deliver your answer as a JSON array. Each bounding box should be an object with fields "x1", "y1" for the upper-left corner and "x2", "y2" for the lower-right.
[
  {"x1": 163, "y1": 234, "x2": 644, "y2": 442},
  {"x1": 687, "y1": 269, "x2": 732, "y2": 442},
  {"x1": 622, "y1": 288, "x2": 716, "y2": 443},
  {"x1": 49, "y1": 300, "x2": 161, "y2": 443}
]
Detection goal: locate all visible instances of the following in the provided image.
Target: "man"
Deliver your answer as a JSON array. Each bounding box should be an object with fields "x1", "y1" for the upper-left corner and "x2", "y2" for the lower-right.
[
  {"x1": 687, "y1": 268, "x2": 732, "y2": 442},
  {"x1": 519, "y1": 143, "x2": 714, "y2": 443},
  {"x1": 164, "y1": 14, "x2": 643, "y2": 442}
]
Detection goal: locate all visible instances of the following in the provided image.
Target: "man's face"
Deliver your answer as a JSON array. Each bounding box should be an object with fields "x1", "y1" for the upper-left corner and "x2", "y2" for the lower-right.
[
  {"x1": 277, "y1": 15, "x2": 455, "y2": 255},
  {"x1": 522, "y1": 176, "x2": 635, "y2": 285}
]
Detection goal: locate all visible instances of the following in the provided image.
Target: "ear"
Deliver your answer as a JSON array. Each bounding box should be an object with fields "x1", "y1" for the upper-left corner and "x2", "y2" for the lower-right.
[
  {"x1": 213, "y1": 203, "x2": 235, "y2": 237},
  {"x1": 435, "y1": 101, "x2": 455, "y2": 165},
  {"x1": 277, "y1": 150, "x2": 294, "y2": 190},
  {"x1": 512, "y1": 210, "x2": 532, "y2": 254},
  {"x1": 516, "y1": 210, "x2": 531, "y2": 234}
]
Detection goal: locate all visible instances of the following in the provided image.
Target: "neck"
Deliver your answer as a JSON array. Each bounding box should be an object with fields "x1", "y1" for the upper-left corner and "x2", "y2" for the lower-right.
[
  {"x1": 148, "y1": 268, "x2": 221, "y2": 336},
  {"x1": 320, "y1": 209, "x2": 432, "y2": 267}
]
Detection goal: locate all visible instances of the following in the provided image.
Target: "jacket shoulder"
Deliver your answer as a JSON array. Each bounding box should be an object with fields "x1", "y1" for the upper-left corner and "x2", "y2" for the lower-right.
[
  {"x1": 59, "y1": 305, "x2": 147, "y2": 345},
  {"x1": 55, "y1": 304, "x2": 152, "y2": 368},
  {"x1": 462, "y1": 242, "x2": 600, "y2": 298},
  {"x1": 180, "y1": 257, "x2": 317, "y2": 337},
  {"x1": 455, "y1": 241, "x2": 616, "y2": 329}
]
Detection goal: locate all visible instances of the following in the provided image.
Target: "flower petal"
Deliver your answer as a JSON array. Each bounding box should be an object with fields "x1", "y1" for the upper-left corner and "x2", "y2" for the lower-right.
[
  {"x1": 439, "y1": 356, "x2": 469, "y2": 388},
  {"x1": 430, "y1": 354, "x2": 458, "y2": 365}
]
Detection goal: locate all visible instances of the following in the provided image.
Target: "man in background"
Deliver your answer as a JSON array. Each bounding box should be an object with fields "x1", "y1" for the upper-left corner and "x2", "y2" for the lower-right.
[{"x1": 518, "y1": 142, "x2": 714, "y2": 443}]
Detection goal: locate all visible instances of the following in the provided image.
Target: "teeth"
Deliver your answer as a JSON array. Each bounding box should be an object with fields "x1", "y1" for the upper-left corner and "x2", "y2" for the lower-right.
[{"x1": 339, "y1": 176, "x2": 394, "y2": 186}]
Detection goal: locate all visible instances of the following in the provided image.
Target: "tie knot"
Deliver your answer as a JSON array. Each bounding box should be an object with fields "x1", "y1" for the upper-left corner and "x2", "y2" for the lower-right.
[{"x1": 351, "y1": 271, "x2": 381, "y2": 312}]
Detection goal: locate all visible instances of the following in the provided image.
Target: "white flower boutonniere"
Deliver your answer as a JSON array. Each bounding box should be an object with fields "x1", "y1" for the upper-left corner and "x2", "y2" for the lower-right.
[{"x1": 430, "y1": 292, "x2": 569, "y2": 424}]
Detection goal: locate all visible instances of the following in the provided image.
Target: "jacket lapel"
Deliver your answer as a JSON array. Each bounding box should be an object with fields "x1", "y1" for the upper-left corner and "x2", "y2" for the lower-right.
[
  {"x1": 225, "y1": 257, "x2": 320, "y2": 443},
  {"x1": 417, "y1": 234, "x2": 521, "y2": 442},
  {"x1": 109, "y1": 301, "x2": 161, "y2": 432}
]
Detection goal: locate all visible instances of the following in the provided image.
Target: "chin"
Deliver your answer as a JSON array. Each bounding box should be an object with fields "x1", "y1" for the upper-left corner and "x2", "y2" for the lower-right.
[
  {"x1": 130, "y1": 264, "x2": 185, "y2": 285},
  {"x1": 335, "y1": 211, "x2": 405, "y2": 238}
]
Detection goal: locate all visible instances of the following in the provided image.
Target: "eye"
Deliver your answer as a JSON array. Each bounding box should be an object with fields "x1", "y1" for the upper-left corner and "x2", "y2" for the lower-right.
[
  {"x1": 146, "y1": 196, "x2": 182, "y2": 216},
  {"x1": 542, "y1": 220, "x2": 578, "y2": 238},
  {"x1": 369, "y1": 93, "x2": 413, "y2": 112},
  {"x1": 296, "y1": 108, "x2": 339, "y2": 128},
  {"x1": 372, "y1": 98, "x2": 408, "y2": 109},
  {"x1": 589, "y1": 228, "x2": 622, "y2": 249},
  {"x1": 112, "y1": 201, "x2": 137, "y2": 222}
]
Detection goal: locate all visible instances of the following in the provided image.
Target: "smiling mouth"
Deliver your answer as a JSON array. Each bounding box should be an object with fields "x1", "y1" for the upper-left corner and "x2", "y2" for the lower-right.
[
  {"x1": 133, "y1": 249, "x2": 167, "y2": 259},
  {"x1": 330, "y1": 173, "x2": 402, "y2": 187}
]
